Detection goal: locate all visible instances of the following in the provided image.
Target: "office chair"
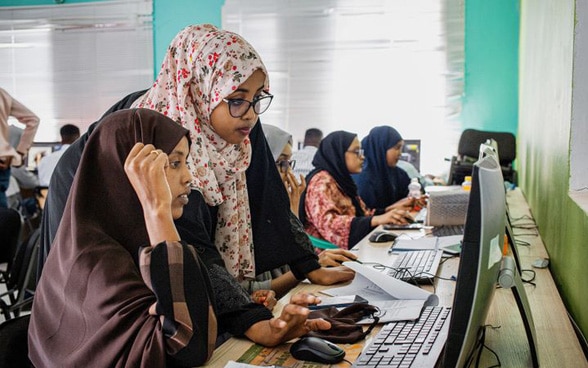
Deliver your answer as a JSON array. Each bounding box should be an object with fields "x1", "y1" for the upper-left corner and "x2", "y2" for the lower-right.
[
  {"x1": 0, "y1": 228, "x2": 40, "y2": 321},
  {"x1": 447, "y1": 128, "x2": 517, "y2": 185},
  {"x1": 0, "y1": 208, "x2": 23, "y2": 283},
  {"x1": 0, "y1": 314, "x2": 32, "y2": 368}
]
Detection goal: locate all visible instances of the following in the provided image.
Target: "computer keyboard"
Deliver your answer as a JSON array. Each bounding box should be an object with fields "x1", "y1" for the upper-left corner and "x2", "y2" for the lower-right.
[
  {"x1": 431, "y1": 224, "x2": 464, "y2": 237},
  {"x1": 387, "y1": 249, "x2": 443, "y2": 282},
  {"x1": 353, "y1": 306, "x2": 452, "y2": 368}
]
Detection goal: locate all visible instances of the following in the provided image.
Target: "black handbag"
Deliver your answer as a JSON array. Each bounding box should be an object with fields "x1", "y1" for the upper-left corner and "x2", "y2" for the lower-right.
[{"x1": 306, "y1": 303, "x2": 380, "y2": 343}]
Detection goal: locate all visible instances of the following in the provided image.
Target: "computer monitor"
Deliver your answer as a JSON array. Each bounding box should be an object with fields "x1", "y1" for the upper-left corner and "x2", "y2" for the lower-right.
[{"x1": 441, "y1": 153, "x2": 538, "y2": 367}]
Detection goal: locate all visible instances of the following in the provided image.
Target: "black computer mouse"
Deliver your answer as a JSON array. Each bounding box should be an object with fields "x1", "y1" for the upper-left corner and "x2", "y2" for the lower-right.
[
  {"x1": 290, "y1": 336, "x2": 346, "y2": 364},
  {"x1": 369, "y1": 231, "x2": 398, "y2": 243}
]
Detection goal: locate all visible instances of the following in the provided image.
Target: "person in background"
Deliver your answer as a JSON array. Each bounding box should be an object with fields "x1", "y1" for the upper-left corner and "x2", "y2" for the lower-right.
[
  {"x1": 353, "y1": 125, "x2": 426, "y2": 212},
  {"x1": 38, "y1": 124, "x2": 80, "y2": 186},
  {"x1": 29, "y1": 108, "x2": 218, "y2": 367},
  {"x1": 263, "y1": 123, "x2": 306, "y2": 217},
  {"x1": 7, "y1": 125, "x2": 40, "y2": 212},
  {"x1": 0, "y1": 87, "x2": 40, "y2": 208},
  {"x1": 38, "y1": 24, "x2": 339, "y2": 348},
  {"x1": 300, "y1": 131, "x2": 411, "y2": 250},
  {"x1": 291, "y1": 127, "x2": 323, "y2": 178},
  {"x1": 263, "y1": 124, "x2": 358, "y2": 266}
]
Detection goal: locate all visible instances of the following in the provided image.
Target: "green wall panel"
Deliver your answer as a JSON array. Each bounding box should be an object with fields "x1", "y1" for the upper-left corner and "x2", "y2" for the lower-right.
[
  {"x1": 462, "y1": 0, "x2": 519, "y2": 135},
  {"x1": 152, "y1": 0, "x2": 224, "y2": 77},
  {"x1": 519, "y1": 0, "x2": 588, "y2": 339}
]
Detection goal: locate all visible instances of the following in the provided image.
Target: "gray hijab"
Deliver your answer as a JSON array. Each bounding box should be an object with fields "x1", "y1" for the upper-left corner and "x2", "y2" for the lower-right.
[{"x1": 262, "y1": 124, "x2": 293, "y2": 161}]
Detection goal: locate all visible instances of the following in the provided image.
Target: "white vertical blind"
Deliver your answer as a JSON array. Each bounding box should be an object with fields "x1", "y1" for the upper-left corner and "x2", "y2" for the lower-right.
[
  {"x1": 0, "y1": 0, "x2": 153, "y2": 142},
  {"x1": 223, "y1": 0, "x2": 464, "y2": 176}
]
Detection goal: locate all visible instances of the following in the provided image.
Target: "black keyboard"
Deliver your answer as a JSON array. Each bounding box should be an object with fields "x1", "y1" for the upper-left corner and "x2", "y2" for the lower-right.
[
  {"x1": 431, "y1": 224, "x2": 464, "y2": 237},
  {"x1": 353, "y1": 306, "x2": 452, "y2": 368},
  {"x1": 387, "y1": 249, "x2": 443, "y2": 281}
]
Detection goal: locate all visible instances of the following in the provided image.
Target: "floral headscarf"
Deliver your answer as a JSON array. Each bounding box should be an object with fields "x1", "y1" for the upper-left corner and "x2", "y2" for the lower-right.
[{"x1": 132, "y1": 24, "x2": 269, "y2": 281}]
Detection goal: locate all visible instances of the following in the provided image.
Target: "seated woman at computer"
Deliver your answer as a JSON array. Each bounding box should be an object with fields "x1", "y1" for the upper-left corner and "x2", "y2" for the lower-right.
[
  {"x1": 353, "y1": 125, "x2": 427, "y2": 211},
  {"x1": 28, "y1": 109, "x2": 219, "y2": 367},
  {"x1": 264, "y1": 124, "x2": 362, "y2": 265},
  {"x1": 299, "y1": 130, "x2": 410, "y2": 249}
]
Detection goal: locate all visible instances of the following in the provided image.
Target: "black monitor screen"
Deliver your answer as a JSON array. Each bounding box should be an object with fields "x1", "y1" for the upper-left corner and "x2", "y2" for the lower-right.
[{"x1": 441, "y1": 153, "x2": 506, "y2": 367}]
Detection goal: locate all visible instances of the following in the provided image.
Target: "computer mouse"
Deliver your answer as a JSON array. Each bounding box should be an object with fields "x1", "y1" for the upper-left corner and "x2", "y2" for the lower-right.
[
  {"x1": 289, "y1": 336, "x2": 346, "y2": 364},
  {"x1": 369, "y1": 231, "x2": 398, "y2": 243}
]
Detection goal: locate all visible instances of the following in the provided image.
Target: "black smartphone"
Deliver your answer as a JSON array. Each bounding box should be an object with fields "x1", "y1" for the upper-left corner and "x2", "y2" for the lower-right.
[{"x1": 309, "y1": 295, "x2": 369, "y2": 310}]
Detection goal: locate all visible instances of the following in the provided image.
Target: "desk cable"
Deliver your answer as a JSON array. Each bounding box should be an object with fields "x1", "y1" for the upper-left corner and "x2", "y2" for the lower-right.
[{"x1": 469, "y1": 324, "x2": 502, "y2": 368}]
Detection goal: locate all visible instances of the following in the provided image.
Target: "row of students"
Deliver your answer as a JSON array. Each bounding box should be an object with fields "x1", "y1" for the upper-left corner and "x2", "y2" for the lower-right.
[
  {"x1": 265, "y1": 124, "x2": 427, "y2": 251},
  {"x1": 29, "y1": 24, "x2": 354, "y2": 367}
]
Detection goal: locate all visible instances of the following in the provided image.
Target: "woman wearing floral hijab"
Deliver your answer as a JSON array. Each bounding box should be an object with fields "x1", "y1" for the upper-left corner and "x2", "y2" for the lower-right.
[
  {"x1": 29, "y1": 109, "x2": 217, "y2": 367},
  {"x1": 132, "y1": 24, "x2": 353, "y2": 292}
]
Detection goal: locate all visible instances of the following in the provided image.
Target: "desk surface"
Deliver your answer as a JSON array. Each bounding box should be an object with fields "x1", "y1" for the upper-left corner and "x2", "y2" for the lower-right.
[{"x1": 204, "y1": 188, "x2": 587, "y2": 368}]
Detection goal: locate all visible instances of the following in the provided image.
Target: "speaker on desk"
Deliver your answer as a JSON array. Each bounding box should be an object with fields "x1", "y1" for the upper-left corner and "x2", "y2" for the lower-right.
[{"x1": 426, "y1": 187, "x2": 471, "y2": 226}]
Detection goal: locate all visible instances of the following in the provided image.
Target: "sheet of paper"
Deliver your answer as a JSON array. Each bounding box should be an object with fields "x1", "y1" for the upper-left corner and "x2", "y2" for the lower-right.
[
  {"x1": 319, "y1": 262, "x2": 439, "y2": 322},
  {"x1": 391, "y1": 236, "x2": 438, "y2": 251}
]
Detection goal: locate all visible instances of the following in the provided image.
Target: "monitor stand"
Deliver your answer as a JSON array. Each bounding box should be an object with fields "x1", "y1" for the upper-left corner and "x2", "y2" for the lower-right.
[
  {"x1": 498, "y1": 256, "x2": 540, "y2": 368},
  {"x1": 505, "y1": 214, "x2": 523, "y2": 275}
]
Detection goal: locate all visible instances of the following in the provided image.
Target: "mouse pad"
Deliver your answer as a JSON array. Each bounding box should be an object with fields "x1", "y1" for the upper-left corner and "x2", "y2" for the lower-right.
[{"x1": 237, "y1": 342, "x2": 363, "y2": 367}]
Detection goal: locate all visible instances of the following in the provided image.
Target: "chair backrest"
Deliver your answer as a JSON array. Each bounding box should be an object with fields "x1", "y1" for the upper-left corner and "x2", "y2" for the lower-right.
[
  {"x1": 0, "y1": 314, "x2": 32, "y2": 368},
  {"x1": 6, "y1": 228, "x2": 40, "y2": 297},
  {"x1": 0, "y1": 208, "x2": 22, "y2": 271},
  {"x1": 457, "y1": 129, "x2": 516, "y2": 165}
]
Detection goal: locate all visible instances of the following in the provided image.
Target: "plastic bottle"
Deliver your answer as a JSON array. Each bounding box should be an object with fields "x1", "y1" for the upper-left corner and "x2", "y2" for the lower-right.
[
  {"x1": 408, "y1": 178, "x2": 422, "y2": 199},
  {"x1": 461, "y1": 175, "x2": 472, "y2": 191}
]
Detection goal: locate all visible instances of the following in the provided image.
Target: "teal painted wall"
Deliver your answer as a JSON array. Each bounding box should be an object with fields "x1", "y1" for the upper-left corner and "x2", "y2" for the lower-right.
[
  {"x1": 519, "y1": 0, "x2": 588, "y2": 341},
  {"x1": 152, "y1": 0, "x2": 224, "y2": 77},
  {"x1": 462, "y1": 0, "x2": 520, "y2": 135}
]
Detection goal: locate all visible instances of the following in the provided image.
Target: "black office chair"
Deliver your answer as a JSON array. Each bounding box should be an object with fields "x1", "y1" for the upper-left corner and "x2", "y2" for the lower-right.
[
  {"x1": 0, "y1": 207, "x2": 23, "y2": 283},
  {"x1": 0, "y1": 314, "x2": 32, "y2": 368},
  {"x1": 0, "y1": 228, "x2": 40, "y2": 321},
  {"x1": 447, "y1": 128, "x2": 517, "y2": 185}
]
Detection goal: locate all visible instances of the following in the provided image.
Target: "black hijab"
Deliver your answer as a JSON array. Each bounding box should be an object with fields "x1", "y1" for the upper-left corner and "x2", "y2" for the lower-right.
[
  {"x1": 299, "y1": 131, "x2": 365, "y2": 226},
  {"x1": 353, "y1": 125, "x2": 410, "y2": 209}
]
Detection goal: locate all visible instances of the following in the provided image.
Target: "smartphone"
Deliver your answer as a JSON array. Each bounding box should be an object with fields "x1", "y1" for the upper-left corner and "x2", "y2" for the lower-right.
[
  {"x1": 383, "y1": 223, "x2": 424, "y2": 231},
  {"x1": 441, "y1": 242, "x2": 462, "y2": 255},
  {"x1": 309, "y1": 295, "x2": 368, "y2": 310}
]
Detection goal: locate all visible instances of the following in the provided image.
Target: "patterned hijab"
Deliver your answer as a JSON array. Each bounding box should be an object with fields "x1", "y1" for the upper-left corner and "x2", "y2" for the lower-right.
[{"x1": 132, "y1": 24, "x2": 269, "y2": 280}]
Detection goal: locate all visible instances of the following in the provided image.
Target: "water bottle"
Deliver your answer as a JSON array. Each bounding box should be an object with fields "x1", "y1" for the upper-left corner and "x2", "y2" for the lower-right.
[
  {"x1": 461, "y1": 175, "x2": 472, "y2": 191},
  {"x1": 408, "y1": 178, "x2": 422, "y2": 200}
]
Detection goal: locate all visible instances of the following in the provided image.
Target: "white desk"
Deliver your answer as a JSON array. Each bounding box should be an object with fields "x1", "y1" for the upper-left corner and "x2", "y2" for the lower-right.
[{"x1": 204, "y1": 188, "x2": 587, "y2": 367}]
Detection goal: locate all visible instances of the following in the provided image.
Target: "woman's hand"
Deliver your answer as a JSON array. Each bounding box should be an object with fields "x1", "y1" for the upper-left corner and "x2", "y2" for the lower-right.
[
  {"x1": 281, "y1": 170, "x2": 306, "y2": 216},
  {"x1": 125, "y1": 143, "x2": 179, "y2": 244},
  {"x1": 251, "y1": 290, "x2": 278, "y2": 311},
  {"x1": 125, "y1": 143, "x2": 171, "y2": 212},
  {"x1": 318, "y1": 248, "x2": 359, "y2": 267},
  {"x1": 244, "y1": 293, "x2": 331, "y2": 346},
  {"x1": 372, "y1": 208, "x2": 411, "y2": 227},
  {"x1": 306, "y1": 266, "x2": 355, "y2": 285}
]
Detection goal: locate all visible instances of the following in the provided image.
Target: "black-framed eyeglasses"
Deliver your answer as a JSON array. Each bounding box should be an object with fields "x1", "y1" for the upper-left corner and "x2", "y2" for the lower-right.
[
  {"x1": 222, "y1": 93, "x2": 274, "y2": 118},
  {"x1": 276, "y1": 159, "x2": 296, "y2": 172},
  {"x1": 346, "y1": 148, "x2": 364, "y2": 157}
]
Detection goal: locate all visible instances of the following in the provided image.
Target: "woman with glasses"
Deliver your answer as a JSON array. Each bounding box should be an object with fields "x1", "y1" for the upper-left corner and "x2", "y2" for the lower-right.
[
  {"x1": 262, "y1": 123, "x2": 306, "y2": 217},
  {"x1": 299, "y1": 131, "x2": 411, "y2": 249},
  {"x1": 39, "y1": 24, "x2": 350, "y2": 349},
  {"x1": 353, "y1": 125, "x2": 427, "y2": 211}
]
